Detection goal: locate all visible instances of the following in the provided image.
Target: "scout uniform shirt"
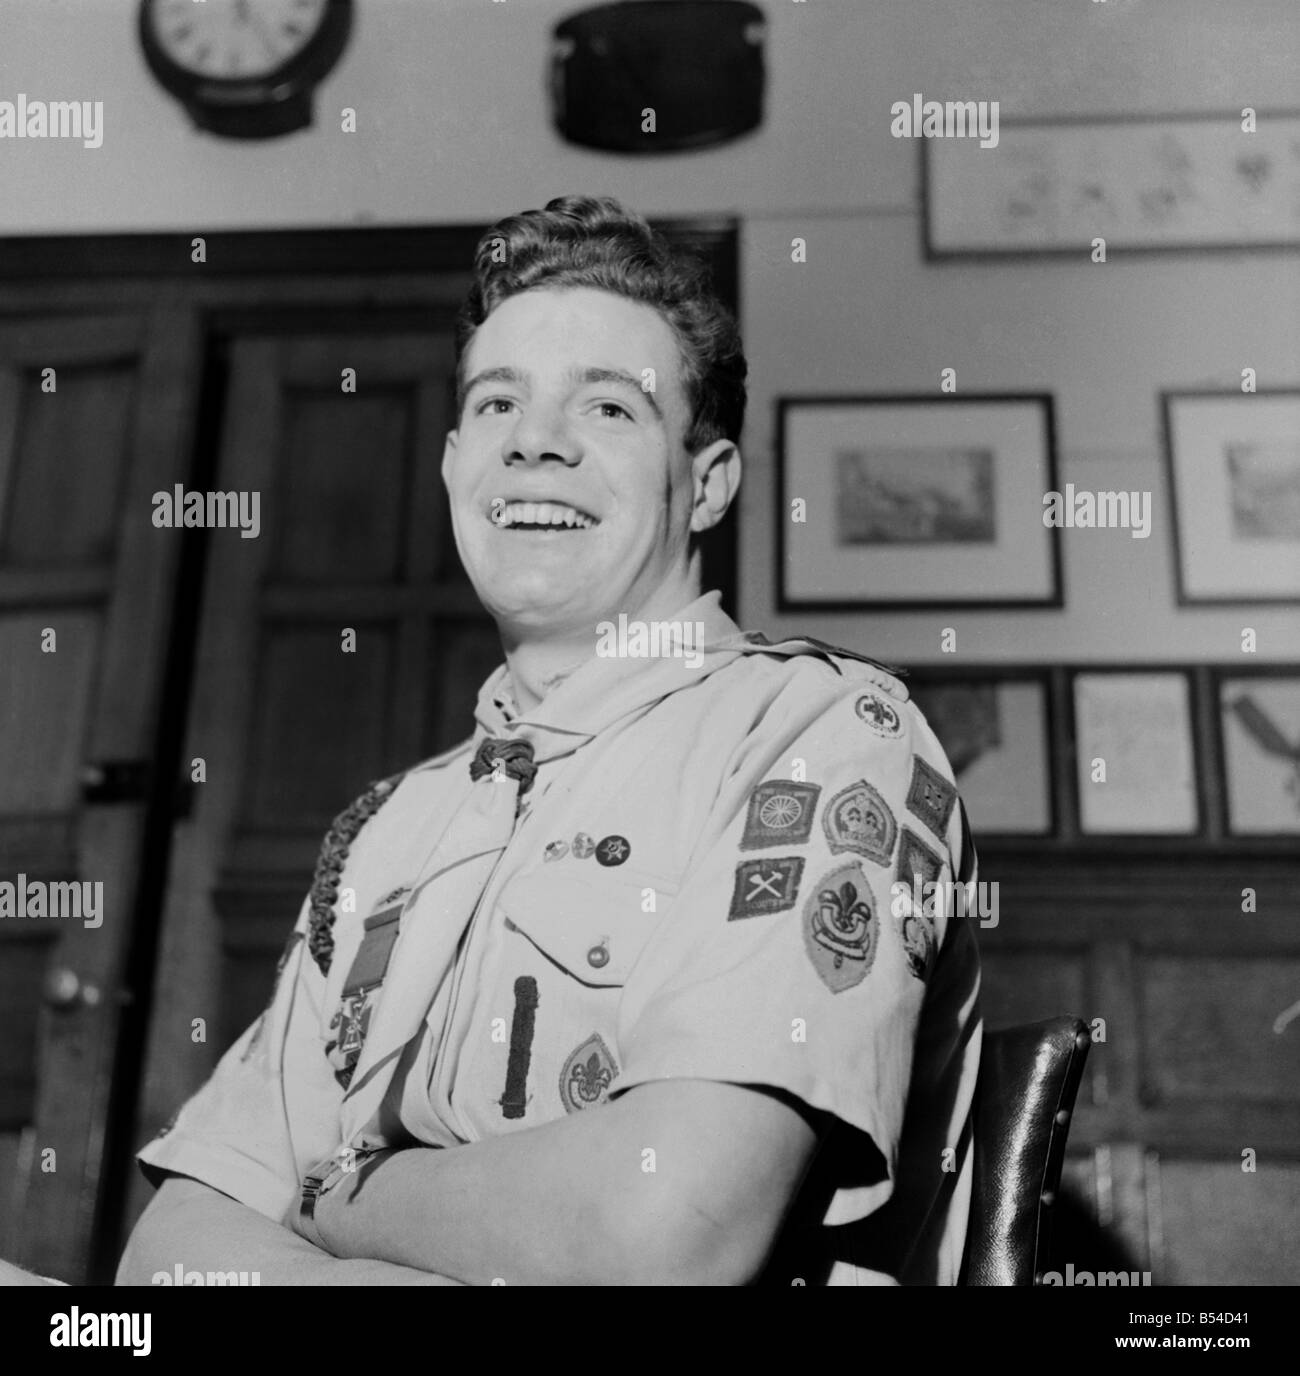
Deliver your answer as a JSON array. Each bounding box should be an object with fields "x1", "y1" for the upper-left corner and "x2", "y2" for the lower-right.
[{"x1": 138, "y1": 590, "x2": 983, "y2": 1285}]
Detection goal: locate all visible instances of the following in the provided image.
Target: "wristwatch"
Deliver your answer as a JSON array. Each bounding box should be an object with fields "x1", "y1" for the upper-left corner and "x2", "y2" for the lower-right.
[{"x1": 296, "y1": 1145, "x2": 391, "y2": 1252}]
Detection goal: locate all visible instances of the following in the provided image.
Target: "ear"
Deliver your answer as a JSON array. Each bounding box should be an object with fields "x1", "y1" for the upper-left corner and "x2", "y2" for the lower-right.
[
  {"x1": 689, "y1": 439, "x2": 742, "y2": 534},
  {"x1": 441, "y1": 428, "x2": 459, "y2": 488}
]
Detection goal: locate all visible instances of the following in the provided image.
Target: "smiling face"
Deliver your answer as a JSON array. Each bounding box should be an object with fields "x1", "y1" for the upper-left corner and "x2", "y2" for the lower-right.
[{"x1": 443, "y1": 286, "x2": 737, "y2": 641}]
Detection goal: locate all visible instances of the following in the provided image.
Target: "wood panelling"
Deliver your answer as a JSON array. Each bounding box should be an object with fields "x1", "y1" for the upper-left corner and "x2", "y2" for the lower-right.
[
  {"x1": 1157, "y1": 1159, "x2": 1300, "y2": 1285},
  {"x1": 1139, "y1": 957, "x2": 1300, "y2": 1105},
  {"x1": 0, "y1": 612, "x2": 101, "y2": 814},
  {"x1": 245, "y1": 622, "x2": 397, "y2": 832},
  {"x1": 274, "y1": 391, "x2": 413, "y2": 585},
  {"x1": 977, "y1": 846, "x2": 1300, "y2": 1283},
  {"x1": 0, "y1": 308, "x2": 203, "y2": 1280},
  {"x1": 0, "y1": 931, "x2": 56, "y2": 1127},
  {"x1": 1, "y1": 364, "x2": 135, "y2": 566},
  {"x1": 427, "y1": 618, "x2": 507, "y2": 757},
  {"x1": 0, "y1": 1131, "x2": 26, "y2": 1260},
  {"x1": 976, "y1": 950, "x2": 1088, "y2": 1032}
]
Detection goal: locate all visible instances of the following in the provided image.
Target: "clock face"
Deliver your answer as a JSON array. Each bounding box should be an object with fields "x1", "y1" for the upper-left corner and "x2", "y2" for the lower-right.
[{"x1": 146, "y1": 0, "x2": 329, "y2": 81}]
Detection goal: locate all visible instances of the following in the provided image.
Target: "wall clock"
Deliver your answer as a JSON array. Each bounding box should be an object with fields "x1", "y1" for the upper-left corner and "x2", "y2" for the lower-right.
[{"x1": 139, "y1": 0, "x2": 353, "y2": 139}]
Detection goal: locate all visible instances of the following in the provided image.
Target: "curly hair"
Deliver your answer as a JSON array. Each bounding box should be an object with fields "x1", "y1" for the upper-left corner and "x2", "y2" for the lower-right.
[{"x1": 455, "y1": 195, "x2": 747, "y2": 452}]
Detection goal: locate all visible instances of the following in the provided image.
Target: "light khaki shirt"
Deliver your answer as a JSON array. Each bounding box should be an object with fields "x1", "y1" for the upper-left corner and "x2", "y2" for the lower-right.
[{"x1": 140, "y1": 591, "x2": 982, "y2": 1285}]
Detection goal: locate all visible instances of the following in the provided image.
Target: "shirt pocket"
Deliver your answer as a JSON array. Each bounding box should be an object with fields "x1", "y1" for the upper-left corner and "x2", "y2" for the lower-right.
[{"x1": 495, "y1": 865, "x2": 677, "y2": 988}]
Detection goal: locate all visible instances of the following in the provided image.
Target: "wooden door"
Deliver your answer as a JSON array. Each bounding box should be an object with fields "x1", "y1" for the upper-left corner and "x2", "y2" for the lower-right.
[
  {"x1": 126, "y1": 325, "x2": 504, "y2": 1229},
  {"x1": 0, "y1": 310, "x2": 201, "y2": 1280}
]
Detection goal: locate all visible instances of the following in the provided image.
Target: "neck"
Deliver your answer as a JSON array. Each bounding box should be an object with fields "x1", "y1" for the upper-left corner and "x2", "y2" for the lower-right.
[{"x1": 500, "y1": 569, "x2": 703, "y2": 716}]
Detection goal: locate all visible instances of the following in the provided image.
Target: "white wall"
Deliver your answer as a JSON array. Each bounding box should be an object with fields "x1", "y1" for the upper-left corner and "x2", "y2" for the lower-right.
[
  {"x1": 3, "y1": 0, "x2": 1298, "y2": 658},
  {"x1": 4, "y1": 0, "x2": 1298, "y2": 231},
  {"x1": 743, "y1": 213, "x2": 1300, "y2": 661}
]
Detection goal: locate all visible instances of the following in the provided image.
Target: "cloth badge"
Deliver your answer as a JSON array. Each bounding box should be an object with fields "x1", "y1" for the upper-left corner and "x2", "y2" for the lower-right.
[
  {"x1": 896, "y1": 826, "x2": 944, "y2": 890},
  {"x1": 728, "y1": 856, "x2": 805, "y2": 920},
  {"x1": 822, "y1": 779, "x2": 897, "y2": 865},
  {"x1": 855, "y1": 690, "x2": 903, "y2": 738},
  {"x1": 803, "y1": 861, "x2": 878, "y2": 994},
  {"x1": 572, "y1": 832, "x2": 596, "y2": 859},
  {"x1": 897, "y1": 902, "x2": 937, "y2": 983},
  {"x1": 560, "y1": 1032, "x2": 619, "y2": 1113},
  {"x1": 740, "y1": 779, "x2": 821, "y2": 849},
  {"x1": 595, "y1": 835, "x2": 630, "y2": 867},
  {"x1": 905, "y1": 755, "x2": 957, "y2": 836},
  {"x1": 544, "y1": 840, "x2": 569, "y2": 862}
]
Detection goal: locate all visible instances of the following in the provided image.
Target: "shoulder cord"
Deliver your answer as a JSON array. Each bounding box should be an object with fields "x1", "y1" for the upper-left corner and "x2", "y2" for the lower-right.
[{"x1": 307, "y1": 771, "x2": 407, "y2": 976}]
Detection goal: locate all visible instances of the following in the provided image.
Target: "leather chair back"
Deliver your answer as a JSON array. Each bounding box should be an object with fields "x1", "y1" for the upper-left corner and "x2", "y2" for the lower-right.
[{"x1": 962, "y1": 1017, "x2": 1091, "y2": 1285}]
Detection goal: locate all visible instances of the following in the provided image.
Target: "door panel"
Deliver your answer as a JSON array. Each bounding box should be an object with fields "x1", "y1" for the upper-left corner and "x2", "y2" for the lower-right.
[
  {"x1": 0, "y1": 312, "x2": 201, "y2": 1279},
  {"x1": 130, "y1": 325, "x2": 493, "y2": 1230}
]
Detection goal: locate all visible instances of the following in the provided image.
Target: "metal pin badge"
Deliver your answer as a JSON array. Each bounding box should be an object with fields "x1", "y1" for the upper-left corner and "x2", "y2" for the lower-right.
[{"x1": 595, "y1": 835, "x2": 630, "y2": 867}]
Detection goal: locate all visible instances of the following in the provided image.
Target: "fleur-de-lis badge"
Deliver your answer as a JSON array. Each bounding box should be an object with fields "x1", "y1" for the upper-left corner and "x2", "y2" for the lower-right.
[
  {"x1": 560, "y1": 1032, "x2": 619, "y2": 1113},
  {"x1": 812, "y1": 881, "x2": 873, "y2": 967},
  {"x1": 804, "y1": 862, "x2": 878, "y2": 993}
]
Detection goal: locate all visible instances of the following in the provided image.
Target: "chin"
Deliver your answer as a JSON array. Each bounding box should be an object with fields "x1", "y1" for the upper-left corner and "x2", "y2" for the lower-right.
[{"x1": 474, "y1": 573, "x2": 595, "y2": 635}]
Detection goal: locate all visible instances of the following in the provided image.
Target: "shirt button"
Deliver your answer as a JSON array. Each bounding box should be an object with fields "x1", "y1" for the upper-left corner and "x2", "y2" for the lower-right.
[{"x1": 587, "y1": 943, "x2": 610, "y2": 969}]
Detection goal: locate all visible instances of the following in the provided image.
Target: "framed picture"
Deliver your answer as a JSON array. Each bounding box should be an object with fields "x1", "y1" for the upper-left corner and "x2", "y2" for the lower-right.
[
  {"x1": 925, "y1": 111, "x2": 1300, "y2": 257},
  {"x1": 1164, "y1": 391, "x2": 1300, "y2": 604},
  {"x1": 1071, "y1": 670, "x2": 1201, "y2": 836},
  {"x1": 777, "y1": 395, "x2": 1060, "y2": 609},
  {"x1": 908, "y1": 672, "x2": 1054, "y2": 837},
  {"x1": 1214, "y1": 667, "x2": 1300, "y2": 837}
]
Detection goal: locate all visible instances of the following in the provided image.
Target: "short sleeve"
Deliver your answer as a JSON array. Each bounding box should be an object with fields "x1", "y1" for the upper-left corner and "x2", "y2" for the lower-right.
[
  {"x1": 613, "y1": 675, "x2": 971, "y2": 1228},
  {"x1": 135, "y1": 896, "x2": 343, "y2": 1222}
]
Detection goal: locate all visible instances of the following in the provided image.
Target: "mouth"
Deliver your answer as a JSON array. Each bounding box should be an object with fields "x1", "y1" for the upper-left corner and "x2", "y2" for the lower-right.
[{"x1": 488, "y1": 498, "x2": 600, "y2": 532}]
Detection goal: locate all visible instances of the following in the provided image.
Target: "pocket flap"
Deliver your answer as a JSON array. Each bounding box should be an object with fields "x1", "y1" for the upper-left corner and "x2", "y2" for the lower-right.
[{"x1": 496, "y1": 867, "x2": 672, "y2": 987}]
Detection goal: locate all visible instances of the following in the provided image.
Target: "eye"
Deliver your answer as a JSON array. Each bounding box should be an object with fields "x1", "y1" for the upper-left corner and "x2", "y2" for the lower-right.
[
  {"x1": 592, "y1": 400, "x2": 634, "y2": 421},
  {"x1": 475, "y1": 397, "x2": 518, "y2": 416}
]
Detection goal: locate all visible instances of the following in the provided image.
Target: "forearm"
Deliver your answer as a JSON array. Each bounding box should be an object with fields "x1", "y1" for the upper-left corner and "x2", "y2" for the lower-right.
[
  {"x1": 117, "y1": 1176, "x2": 462, "y2": 1286},
  {"x1": 317, "y1": 1129, "x2": 626, "y2": 1286},
  {"x1": 313, "y1": 1081, "x2": 811, "y2": 1286}
]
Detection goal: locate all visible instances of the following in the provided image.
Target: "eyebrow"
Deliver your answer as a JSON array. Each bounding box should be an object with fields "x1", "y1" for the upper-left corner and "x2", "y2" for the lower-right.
[{"x1": 462, "y1": 364, "x2": 663, "y2": 419}]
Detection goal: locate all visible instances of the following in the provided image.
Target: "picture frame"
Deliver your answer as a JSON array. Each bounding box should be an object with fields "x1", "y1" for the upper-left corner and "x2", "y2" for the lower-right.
[
  {"x1": 1163, "y1": 390, "x2": 1300, "y2": 605},
  {"x1": 777, "y1": 394, "x2": 1060, "y2": 609},
  {"x1": 1070, "y1": 669, "x2": 1202, "y2": 836},
  {"x1": 907, "y1": 669, "x2": 1055, "y2": 838},
  {"x1": 1213, "y1": 666, "x2": 1300, "y2": 838},
  {"x1": 924, "y1": 111, "x2": 1300, "y2": 258}
]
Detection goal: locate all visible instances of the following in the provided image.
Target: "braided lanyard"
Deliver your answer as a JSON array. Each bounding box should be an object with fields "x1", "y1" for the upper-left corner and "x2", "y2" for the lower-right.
[
  {"x1": 305, "y1": 739, "x2": 536, "y2": 979},
  {"x1": 307, "y1": 772, "x2": 407, "y2": 977}
]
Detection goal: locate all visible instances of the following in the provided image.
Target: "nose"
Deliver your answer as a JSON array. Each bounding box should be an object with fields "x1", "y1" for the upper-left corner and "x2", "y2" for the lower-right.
[{"x1": 503, "y1": 401, "x2": 582, "y2": 469}]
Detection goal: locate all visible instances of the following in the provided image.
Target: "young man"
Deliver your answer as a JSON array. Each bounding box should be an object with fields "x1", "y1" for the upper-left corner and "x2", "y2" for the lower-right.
[{"x1": 112, "y1": 194, "x2": 982, "y2": 1286}]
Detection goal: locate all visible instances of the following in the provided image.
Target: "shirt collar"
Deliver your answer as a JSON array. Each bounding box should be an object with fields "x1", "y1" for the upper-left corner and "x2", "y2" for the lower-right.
[
  {"x1": 468, "y1": 591, "x2": 907, "y2": 766},
  {"x1": 471, "y1": 590, "x2": 749, "y2": 764}
]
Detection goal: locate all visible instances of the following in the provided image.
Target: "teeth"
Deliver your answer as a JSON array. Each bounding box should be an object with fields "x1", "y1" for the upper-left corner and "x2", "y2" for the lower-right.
[{"x1": 493, "y1": 500, "x2": 596, "y2": 529}]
